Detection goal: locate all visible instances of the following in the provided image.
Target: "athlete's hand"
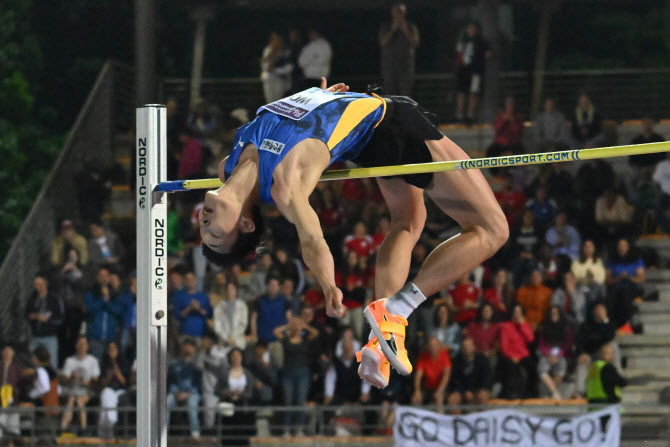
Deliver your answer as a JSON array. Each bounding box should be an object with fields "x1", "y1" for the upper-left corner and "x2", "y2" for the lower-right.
[
  {"x1": 325, "y1": 286, "x2": 346, "y2": 318},
  {"x1": 320, "y1": 77, "x2": 350, "y2": 93}
]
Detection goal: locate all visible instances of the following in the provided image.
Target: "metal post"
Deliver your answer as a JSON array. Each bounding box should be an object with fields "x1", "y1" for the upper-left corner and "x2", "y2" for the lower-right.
[
  {"x1": 136, "y1": 105, "x2": 168, "y2": 447},
  {"x1": 135, "y1": 0, "x2": 157, "y2": 105}
]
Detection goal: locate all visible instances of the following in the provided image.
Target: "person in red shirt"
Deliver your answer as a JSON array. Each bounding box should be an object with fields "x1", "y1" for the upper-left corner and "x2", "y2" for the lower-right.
[
  {"x1": 463, "y1": 303, "x2": 499, "y2": 363},
  {"x1": 177, "y1": 127, "x2": 202, "y2": 179},
  {"x1": 499, "y1": 304, "x2": 535, "y2": 399},
  {"x1": 372, "y1": 217, "x2": 391, "y2": 252},
  {"x1": 487, "y1": 96, "x2": 524, "y2": 157},
  {"x1": 483, "y1": 269, "x2": 512, "y2": 317},
  {"x1": 412, "y1": 336, "x2": 451, "y2": 406},
  {"x1": 335, "y1": 251, "x2": 370, "y2": 339},
  {"x1": 447, "y1": 273, "x2": 481, "y2": 325},
  {"x1": 343, "y1": 222, "x2": 374, "y2": 259},
  {"x1": 494, "y1": 174, "x2": 526, "y2": 227}
]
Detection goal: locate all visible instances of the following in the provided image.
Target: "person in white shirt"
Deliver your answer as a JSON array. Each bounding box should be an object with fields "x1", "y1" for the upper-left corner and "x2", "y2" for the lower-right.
[
  {"x1": 213, "y1": 282, "x2": 249, "y2": 349},
  {"x1": 261, "y1": 32, "x2": 293, "y2": 103},
  {"x1": 653, "y1": 152, "x2": 670, "y2": 233},
  {"x1": 298, "y1": 27, "x2": 332, "y2": 89},
  {"x1": 60, "y1": 337, "x2": 100, "y2": 433}
]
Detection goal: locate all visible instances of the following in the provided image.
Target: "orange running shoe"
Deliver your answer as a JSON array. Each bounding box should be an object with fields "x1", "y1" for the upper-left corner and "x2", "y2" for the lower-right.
[
  {"x1": 364, "y1": 299, "x2": 412, "y2": 375},
  {"x1": 357, "y1": 338, "x2": 390, "y2": 388}
]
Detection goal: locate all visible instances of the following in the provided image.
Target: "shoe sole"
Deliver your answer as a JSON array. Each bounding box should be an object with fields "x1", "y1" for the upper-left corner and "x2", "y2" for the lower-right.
[
  {"x1": 357, "y1": 347, "x2": 389, "y2": 389},
  {"x1": 364, "y1": 306, "x2": 411, "y2": 375}
]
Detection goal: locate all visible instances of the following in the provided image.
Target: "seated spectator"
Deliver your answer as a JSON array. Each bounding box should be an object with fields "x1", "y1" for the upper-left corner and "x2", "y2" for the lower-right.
[
  {"x1": 586, "y1": 343, "x2": 627, "y2": 404},
  {"x1": 196, "y1": 332, "x2": 229, "y2": 430},
  {"x1": 575, "y1": 302, "x2": 619, "y2": 398},
  {"x1": 213, "y1": 282, "x2": 249, "y2": 349},
  {"x1": 281, "y1": 277, "x2": 302, "y2": 315},
  {"x1": 431, "y1": 304, "x2": 462, "y2": 355},
  {"x1": 84, "y1": 267, "x2": 124, "y2": 361},
  {"x1": 87, "y1": 222, "x2": 125, "y2": 270},
  {"x1": 606, "y1": 238, "x2": 645, "y2": 329},
  {"x1": 494, "y1": 173, "x2": 526, "y2": 227},
  {"x1": 60, "y1": 337, "x2": 100, "y2": 434},
  {"x1": 546, "y1": 164, "x2": 574, "y2": 211},
  {"x1": 271, "y1": 247, "x2": 306, "y2": 295},
  {"x1": 26, "y1": 274, "x2": 64, "y2": 368},
  {"x1": 498, "y1": 304, "x2": 535, "y2": 399},
  {"x1": 336, "y1": 250, "x2": 369, "y2": 339},
  {"x1": 571, "y1": 93, "x2": 603, "y2": 147},
  {"x1": 595, "y1": 188, "x2": 633, "y2": 239},
  {"x1": 545, "y1": 212, "x2": 581, "y2": 260},
  {"x1": 533, "y1": 98, "x2": 569, "y2": 152},
  {"x1": 0, "y1": 345, "x2": 22, "y2": 440},
  {"x1": 51, "y1": 219, "x2": 88, "y2": 267},
  {"x1": 372, "y1": 216, "x2": 390, "y2": 252},
  {"x1": 629, "y1": 118, "x2": 666, "y2": 170},
  {"x1": 206, "y1": 271, "x2": 228, "y2": 309},
  {"x1": 571, "y1": 240, "x2": 606, "y2": 303},
  {"x1": 173, "y1": 271, "x2": 213, "y2": 339},
  {"x1": 483, "y1": 269, "x2": 511, "y2": 316},
  {"x1": 98, "y1": 342, "x2": 129, "y2": 439},
  {"x1": 537, "y1": 243, "x2": 559, "y2": 284},
  {"x1": 447, "y1": 337, "x2": 492, "y2": 408},
  {"x1": 411, "y1": 337, "x2": 452, "y2": 406},
  {"x1": 26, "y1": 345, "x2": 55, "y2": 405},
  {"x1": 246, "y1": 342, "x2": 278, "y2": 396},
  {"x1": 515, "y1": 270, "x2": 552, "y2": 329},
  {"x1": 343, "y1": 221, "x2": 375, "y2": 259},
  {"x1": 116, "y1": 273, "x2": 137, "y2": 360},
  {"x1": 177, "y1": 127, "x2": 202, "y2": 179},
  {"x1": 488, "y1": 96, "x2": 524, "y2": 157},
  {"x1": 652, "y1": 151, "x2": 670, "y2": 234},
  {"x1": 464, "y1": 303, "x2": 500, "y2": 366},
  {"x1": 447, "y1": 272, "x2": 481, "y2": 326},
  {"x1": 167, "y1": 338, "x2": 202, "y2": 439},
  {"x1": 247, "y1": 253, "x2": 275, "y2": 298},
  {"x1": 314, "y1": 185, "x2": 346, "y2": 251},
  {"x1": 509, "y1": 210, "x2": 542, "y2": 287},
  {"x1": 524, "y1": 187, "x2": 557, "y2": 232},
  {"x1": 251, "y1": 277, "x2": 289, "y2": 367},
  {"x1": 551, "y1": 271, "x2": 587, "y2": 327},
  {"x1": 537, "y1": 306, "x2": 573, "y2": 400}
]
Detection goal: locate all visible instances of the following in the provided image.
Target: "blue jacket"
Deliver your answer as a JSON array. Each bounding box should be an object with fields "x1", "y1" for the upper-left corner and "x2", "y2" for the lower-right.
[
  {"x1": 84, "y1": 289, "x2": 124, "y2": 342},
  {"x1": 116, "y1": 289, "x2": 137, "y2": 330},
  {"x1": 172, "y1": 290, "x2": 212, "y2": 337},
  {"x1": 168, "y1": 358, "x2": 202, "y2": 394}
]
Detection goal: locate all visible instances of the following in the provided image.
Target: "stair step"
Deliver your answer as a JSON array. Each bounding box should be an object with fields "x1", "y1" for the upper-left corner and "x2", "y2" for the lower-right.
[
  {"x1": 116, "y1": 154, "x2": 132, "y2": 168},
  {"x1": 623, "y1": 368, "x2": 670, "y2": 380},
  {"x1": 640, "y1": 322, "x2": 670, "y2": 335},
  {"x1": 621, "y1": 347, "x2": 670, "y2": 357},
  {"x1": 639, "y1": 313, "x2": 670, "y2": 323},
  {"x1": 627, "y1": 356, "x2": 670, "y2": 368},
  {"x1": 638, "y1": 301, "x2": 670, "y2": 313},
  {"x1": 618, "y1": 335, "x2": 670, "y2": 347},
  {"x1": 621, "y1": 441, "x2": 668, "y2": 447},
  {"x1": 646, "y1": 270, "x2": 670, "y2": 282}
]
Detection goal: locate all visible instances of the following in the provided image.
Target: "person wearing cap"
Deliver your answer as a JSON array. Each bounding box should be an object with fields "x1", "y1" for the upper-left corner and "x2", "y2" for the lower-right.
[{"x1": 51, "y1": 220, "x2": 88, "y2": 267}]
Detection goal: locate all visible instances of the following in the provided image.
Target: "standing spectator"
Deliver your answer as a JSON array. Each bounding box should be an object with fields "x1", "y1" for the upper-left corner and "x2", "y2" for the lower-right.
[
  {"x1": 247, "y1": 342, "x2": 278, "y2": 399},
  {"x1": 190, "y1": 203, "x2": 209, "y2": 292},
  {"x1": 628, "y1": 118, "x2": 666, "y2": 170},
  {"x1": 247, "y1": 253, "x2": 275, "y2": 298},
  {"x1": 213, "y1": 282, "x2": 249, "y2": 349},
  {"x1": 0, "y1": 345, "x2": 22, "y2": 441},
  {"x1": 51, "y1": 219, "x2": 88, "y2": 267},
  {"x1": 455, "y1": 21, "x2": 490, "y2": 123},
  {"x1": 84, "y1": 267, "x2": 124, "y2": 361},
  {"x1": 495, "y1": 173, "x2": 527, "y2": 227},
  {"x1": 571, "y1": 93, "x2": 603, "y2": 147},
  {"x1": 571, "y1": 240, "x2": 606, "y2": 303},
  {"x1": 546, "y1": 164, "x2": 574, "y2": 212},
  {"x1": 533, "y1": 98, "x2": 569, "y2": 151},
  {"x1": 498, "y1": 304, "x2": 535, "y2": 399},
  {"x1": 595, "y1": 189, "x2": 633, "y2": 239},
  {"x1": 167, "y1": 338, "x2": 202, "y2": 439},
  {"x1": 652, "y1": 151, "x2": 670, "y2": 233},
  {"x1": 510, "y1": 210, "x2": 543, "y2": 287},
  {"x1": 411, "y1": 336, "x2": 451, "y2": 406},
  {"x1": 116, "y1": 273, "x2": 137, "y2": 360},
  {"x1": 586, "y1": 344, "x2": 627, "y2": 404},
  {"x1": 488, "y1": 96, "x2": 524, "y2": 157},
  {"x1": 97, "y1": 341, "x2": 129, "y2": 439},
  {"x1": 551, "y1": 271, "x2": 587, "y2": 326},
  {"x1": 545, "y1": 212, "x2": 581, "y2": 260},
  {"x1": 524, "y1": 187, "x2": 557, "y2": 232},
  {"x1": 483, "y1": 269, "x2": 511, "y2": 316},
  {"x1": 187, "y1": 99, "x2": 217, "y2": 138},
  {"x1": 298, "y1": 27, "x2": 332, "y2": 89},
  {"x1": 324, "y1": 339, "x2": 371, "y2": 407},
  {"x1": 378, "y1": 2, "x2": 419, "y2": 96},
  {"x1": 57, "y1": 248, "x2": 85, "y2": 364},
  {"x1": 26, "y1": 274, "x2": 64, "y2": 368},
  {"x1": 605, "y1": 239, "x2": 645, "y2": 329},
  {"x1": 251, "y1": 277, "x2": 289, "y2": 368},
  {"x1": 177, "y1": 127, "x2": 202, "y2": 179},
  {"x1": 272, "y1": 247, "x2": 306, "y2": 296},
  {"x1": 515, "y1": 270, "x2": 552, "y2": 329},
  {"x1": 26, "y1": 346, "x2": 59, "y2": 440},
  {"x1": 447, "y1": 337, "x2": 492, "y2": 407},
  {"x1": 447, "y1": 272, "x2": 481, "y2": 326},
  {"x1": 431, "y1": 304, "x2": 462, "y2": 355},
  {"x1": 195, "y1": 332, "x2": 228, "y2": 430},
  {"x1": 87, "y1": 222, "x2": 125, "y2": 270},
  {"x1": 343, "y1": 222, "x2": 375, "y2": 259},
  {"x1": 537, "y1": 306, "x2": 573, "y2": 400},
  {"x1": 260, "y1": 32, "x2": 292, "y2": 103},
  {"x1": 60, "y1": 337, "x2": 100, "y2": 434},
  {"x1": 336, "y1": 250, "x2": 369, "y2": 339},
  {"x1": 287, "y1": 28, "x2": 304, "y2": 93},
  {"x1": 173, "y1": 271, "x2": 213, "y2": 339}
]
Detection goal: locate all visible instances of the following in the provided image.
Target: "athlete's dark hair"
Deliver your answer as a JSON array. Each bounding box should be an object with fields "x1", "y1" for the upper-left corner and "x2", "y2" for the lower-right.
[{"x1": 201, "y1": 204, "x2": 264, "y2": 267}]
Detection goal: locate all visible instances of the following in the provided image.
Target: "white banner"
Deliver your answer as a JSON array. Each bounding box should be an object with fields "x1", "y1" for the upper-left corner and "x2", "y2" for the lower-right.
[{"x1": 394, "y1": 406, "x2": 620, "y2": 447}]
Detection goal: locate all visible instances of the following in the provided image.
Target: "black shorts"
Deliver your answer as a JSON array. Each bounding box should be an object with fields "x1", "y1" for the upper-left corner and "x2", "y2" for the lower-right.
[
  {"x1": 351, "y1": 96, "x2": 443, "y2": 189},
  {"x1": 456, "y1": 66, "x2": 483, "y2": 94}
]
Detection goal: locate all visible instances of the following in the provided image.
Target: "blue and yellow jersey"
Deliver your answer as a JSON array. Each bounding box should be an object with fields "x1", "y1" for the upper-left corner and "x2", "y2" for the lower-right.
[{"x1": 224, "y1": 88, "x2": 385, "y2": 203}]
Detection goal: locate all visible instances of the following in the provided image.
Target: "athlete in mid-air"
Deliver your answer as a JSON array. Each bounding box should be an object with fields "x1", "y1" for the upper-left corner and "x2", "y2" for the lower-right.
[{"x1": 199, "y1": 78, "x2": 508, "y2": 388}]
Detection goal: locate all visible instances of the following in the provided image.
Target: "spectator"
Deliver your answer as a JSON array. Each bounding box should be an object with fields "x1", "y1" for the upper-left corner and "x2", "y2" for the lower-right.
[
  {"x1": 26, "y1": 274, "x2": 64, "y2": 368},
  {"x1": 314, "y1": 186, "x2": 346, "y2": 251},
  {"x1": 272, "y1": 247, "x2": 306, "y2": 296},
  {"x1": 574, "y1": 159, "x2": 615, "y2": 236},
  {"x1": 298, "y1": 26, "x2": 332, "y2": 89},
  {"x1": 537, "y1": 306, "x2": 573, "y2": 399},
  {"x1": 498, "y1": 304, "x2": 535, "y2": 399},
  {"x1": 251, "y1": 277, "x2": 289, "y2": 368},
  {"x1": 447, "y1": 272, "x2": 481, "y2": 326},
  {"x1": 0, "y1": 345, "x2": 22, "y2": 440},
  {"x1": 336, "y1": 250, "x2": 369, "y2": 339},
  {"x1": 343, "y1": 222, "x2": 375, "y2": 259},
  {"x1": 167, "y1": 338, "x2": 202, "y2": 439},
  {"x1": 455, "y1": 21, "x2": 490, "y2": 123},
  {"x1": 287, "y1": 28, "x2": 304, "y2": 93},
  {"x1": 515, "y1": 270, "x2": 552, "y2": 329},
  {"x1": 605, "y1": 238, "x2": 645, "y2": 329},
  {"x1": 260, "y1": 32, "x2": 292, "y2": 103},
  {"x1": 595, "y1": 188, "x2": 633, "y2": 239},
  {"x1": 545, "y1": 212, "x2": 581, "y2": 260},
  {"x1": 57, "y1": 247, "x2": 85, "y2": 360},
  {"x1": 447, "y1": 337, "x2": 492, "y2": 408},
  {"x1": 324, "y1": 339, "x2": 371, "y2": 406},
  {"x1": 372, "y1": 216, "x2": 391, "y2": 252},
  {"x1": 524, "y1": 187, "x2": 557, "y2": 232},
  {"x1": 60, "y1": 337, "x2": 100, "y2": 434},
  {"x1": 509, "y1": 210, "x2": 542, "y2": 287},
  {"x1": 177, "y1": 127, "x2": 202, "y2": 180},
  {"x1": 533, "y1": 98, "x2": 569, "y2": 151},
  {"x1": 431, "y1": 304, "x2": 462, "y2": 355},
  {"x1": 551, "y1": 271, "x2": 587, "y2": 327},
  {"x1": 494, "y1": 173, "x2": 526, "y2": 227},
  {"x1": 571, "y1": 239, "x2": 606, "y2": 303},
  {"x1": 412, "y1": 336, "x2": 451, "y2": 406},
  {"x1": 545, "y1": 164, "x2": 574, "y2": 211},
  {"x1": 483, "y1": 269, "x2": 511, "y2": 316},
  {"x1": 488, "y1": 96, "x2": 524, "y2": 157},
  {"x1": 586, "y1": 343, "x2": 627, "y2": 404},
  {"x1": 248, "y1": 253, "x2": 275, "y2": 298},
  {"x1": 215, "y1": 348, "x2": 257, "y2": 443},
  {"x1": 213, "y1": 282, "x2": 249, "y2": 349},
  {"x1": 187, "y1": 99, "x2": 217, "y2": 138},
  {"x1": 246, "y1": 342, "x2": 278, "y2": 397},
  {"x1": 378, "y1": 2, "x2": 420, "y2": 96},
  {"x1": 51, "y1": 219, "x2": 88, "y2": 267},
  {"x1": 98, "y1": 341, "x2": 129, "y2": 439},
  {"x1": 173, "y1": 271, "x2": 213, "y2": 339},
  {"x1": 87, "y1": 222, "x2": 125, "y2": 270},
  {"x1": 26, "y1": 346, "x2": 55, "y2": 405},
  {"x1": 84, "y1": 267, "x2": 124, "y2": 361},
  {"x1": 628, "y1": 118, "x2": 666, "y2": 170},
  {"x1": 652, "y1": 151, "x2": 670, "y2": 233},
  {"x1": 537, "y1": 243, "x2": 559, "y2": 284},
  {"x1": 189, "y1": 203, "x2": 209, "y2": 292},
  {"x1": 464, "y1": 303, "x2": 500, "y2": 366},
  {"x1": 571, "y1": 93, "x2": 603, "y2": 147},
  {"x1": 334, "y1": 326, "x2": 362, "y2": 358},
  {"x1": 195, "y1": 332, "x2": 228, "y2": 430},
  {"x1": 116, "y1": 273, "x2": 137, "y2": 360}
]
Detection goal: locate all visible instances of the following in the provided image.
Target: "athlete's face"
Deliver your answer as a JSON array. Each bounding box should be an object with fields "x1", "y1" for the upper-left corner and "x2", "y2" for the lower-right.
[{"x1": 200, "y1": 190, "x2": 242, "y2": 253}]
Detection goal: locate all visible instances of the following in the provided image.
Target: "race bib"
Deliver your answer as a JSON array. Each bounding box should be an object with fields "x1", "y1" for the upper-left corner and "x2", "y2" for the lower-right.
[{"x1": 258, "y1": 87, "x2": 344, "y2": 120}]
